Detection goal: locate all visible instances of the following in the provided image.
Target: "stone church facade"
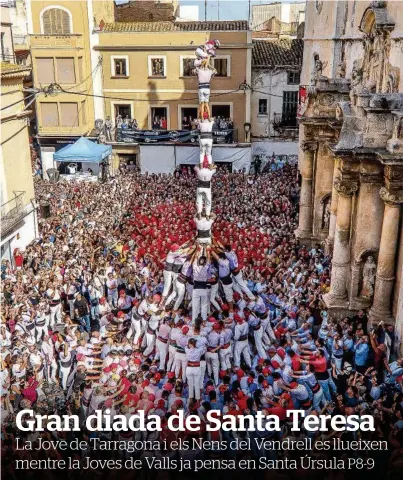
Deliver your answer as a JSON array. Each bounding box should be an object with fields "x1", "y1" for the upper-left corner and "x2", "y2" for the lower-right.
[{"x1": 297, "y1": 1, "x2": 403, "y2": 349}]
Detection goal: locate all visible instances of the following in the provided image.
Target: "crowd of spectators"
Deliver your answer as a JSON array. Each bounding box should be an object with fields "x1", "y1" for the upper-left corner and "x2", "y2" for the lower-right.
[{"x1": 1, "y1": 167, "x2": 403, "y2": 479}]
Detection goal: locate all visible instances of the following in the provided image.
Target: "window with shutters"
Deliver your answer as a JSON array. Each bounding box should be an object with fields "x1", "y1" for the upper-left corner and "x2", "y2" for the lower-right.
[
  {"x1": 56, "y1": 58, "x2": 75, "y2": 84},
  {"x1": 41, "y1": 103, "x2": 59, "y2": 127},
  {"x1": 258, "y1": 99, "x2": 268, "y2": 115},
  {"x1": 41, "y1": 7, "x2": 72, "y2": 35},
  {"x1": 111, "y1": 56, "x2": 129, "y2": 77},
  {"x1": 36, "y1": 58, "x2": 55, "y2": 84},
  {"x1": 282, "y1": 91, "x2": 298, "y2": 126},
  {"x1": 60, "y1": 103, "x2": 79, "y2": 126},
  {"x1": 213, "y1": 56, "x2": 231, "y2": 77}
]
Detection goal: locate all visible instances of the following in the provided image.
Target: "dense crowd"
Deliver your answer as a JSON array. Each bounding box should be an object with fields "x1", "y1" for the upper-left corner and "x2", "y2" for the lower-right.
[{"x1": 1, "y1": 167, "x2": 403, "y2": 480}]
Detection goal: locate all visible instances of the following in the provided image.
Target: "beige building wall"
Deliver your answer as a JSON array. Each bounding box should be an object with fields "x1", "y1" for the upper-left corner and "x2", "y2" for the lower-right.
[
  {"x1": 1, "y1": 74, "x2": 34, "y2": 204},
  {"x1": 97, "y1": 28, "x2": 250, "y2": 132},
  {"x1": 29, "y1": 0, "x2": 97, "y2": 136}
]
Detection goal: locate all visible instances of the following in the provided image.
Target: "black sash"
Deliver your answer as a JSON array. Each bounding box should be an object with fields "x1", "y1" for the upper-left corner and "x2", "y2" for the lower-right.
[
  {"x1": 194, "y1": 281, "x2": 207, "y2": 289},
  {"x1": 220, "y1": 274, "x2": 232, "y2": 285},
  {"x1": 197, "y1": 229, "x2": 210, "y2": 239},
  {"x1": 172, "y1": 263, "x2": 182, "y2": 273},
  {"x1": 198, "y1": 83, "x2": 210, "y2": 89},
  {"x1": 200, "y1": 132, "x2": 213, "y2": 139},
  {"x1": 165, "y1": 263, "x2": 174, "y2": 272},
  {"x1": 61, "y1": 358, "x2": 72, "y2": 368},
  {"x1": 197, "y1": 180, "x2": 211, "y2": 188}
]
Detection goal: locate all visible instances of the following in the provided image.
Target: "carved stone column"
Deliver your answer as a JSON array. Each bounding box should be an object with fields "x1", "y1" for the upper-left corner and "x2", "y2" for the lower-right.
[
  {"x1": 296, "y1": 141, "x2": 317, "y2": 243},
  {"x1": 369, "y1": 188, "x2": 403, "y2": 324},
  {"x1": 323, "y1": 178, "x2": 358, "y2": 309},
  {"x1": 349, "y1": 172, "x2": 384, "y2": 310},
  {"x1": 325, "y1": 158, "x2": 340, "y2": 254}
]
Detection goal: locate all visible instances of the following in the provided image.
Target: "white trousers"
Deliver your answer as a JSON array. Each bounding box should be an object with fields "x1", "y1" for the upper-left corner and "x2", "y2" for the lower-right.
[
  {"x1": 167, "y1": 344, "x2": 176, "y2": 371},
  {"x1": 174, "y1": 352, "x2": 187, "y2": 382},
  {"x1": 35, "y1": 325, "x2": 47, "y2": 342},
  {"x1": 221, "y1": 281, "x2": 234, "y2": 303},
  {"x1": 232, "y1": 271, "x2": 255, "y2": 300},
  {"x1": 60, "y1": 366, "x2": 71, "y2": 390},
  {"x1": 127, "y1": 319, "x2": 143, "y2": 345},
  {"x1": 205, "y1": 351, "x2": 219, "y2": 386},
  {"x1": 46, "y1": 358, "x2": 58, "y2": 382},
  {"x1": 219, "y1": 345, "x2": 232, "y2": 371},
  {"x1": 253, "y1": 327, "x2": 267, "y2": 359},
  {"x1": 234, "y1": 340, "x2": 251, "y2": 368},
  {"x1": 196, "y1": 187, "x2": 212, "y2": 216},
  {"x1": 166, "y1": 279, "x2": 186, "y2": 309},
  {"x1": 143, "y1": 332, "x2": 156, "y2": 357},
  {"x1": 192, "y1": 288, "x2": 209, "y2": 321},
  {"x1": 262, "y1": 318, "x2": 276, "y2": 346},
  {"x1": 209, "y1": 283, "x2": 221, "y2": 311},
  {"x1": 162, "y1": 270, "x2": 178, "y2": 297},
  {"x1": 50, "y1": 304, "x2": 61, "y2": 326},
  {"x1": 200, "y1": 360, "x2": 207, "y2": 390},
  {"x1": 199, "y1": 138, "x2": 213, "y2": 165},
  {"x1": 156, "y1": 338, "x2": 168, "y2": 371},
  {"x1": 186, "y1": 366, "x2": 202, "y2": 400}
]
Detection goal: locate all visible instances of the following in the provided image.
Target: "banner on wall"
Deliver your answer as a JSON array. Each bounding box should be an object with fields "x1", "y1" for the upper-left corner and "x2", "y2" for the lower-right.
[
  {"x1": 116, "y1": 129, "x2": 235, "y2": 144},
  {"x1": 139, "y1": 145, "x2": 252, "y2": 174},
  {"x1": 297, "y1": 86, "x2": 308, "y2": 117}
]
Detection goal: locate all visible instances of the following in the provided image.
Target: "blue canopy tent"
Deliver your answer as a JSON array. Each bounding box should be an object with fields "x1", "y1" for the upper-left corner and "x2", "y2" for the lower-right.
[
  {"x1": 54, "y1": 137, "x2": 112, "y2": 163},
  {"x1": 54, "y1": 137, "x2": 112, "y2": 179}
]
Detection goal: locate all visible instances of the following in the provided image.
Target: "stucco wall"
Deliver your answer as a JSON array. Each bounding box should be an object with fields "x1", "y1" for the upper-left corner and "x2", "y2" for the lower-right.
[{"x1": 251, "y1": 69, "x2": 299, "y2": 138}]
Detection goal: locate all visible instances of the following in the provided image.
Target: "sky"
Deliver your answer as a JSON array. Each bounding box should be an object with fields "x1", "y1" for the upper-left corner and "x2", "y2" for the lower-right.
[{"x1": 116, "y1": 1, "x2": 306, "y2": 22}]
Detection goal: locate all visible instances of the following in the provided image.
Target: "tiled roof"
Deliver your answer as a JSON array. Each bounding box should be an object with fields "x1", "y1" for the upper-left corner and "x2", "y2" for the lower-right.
[
  {"x1": 252, "y1": 39, "x2": 303, "y2": 68},
  {"x1": 102, "y1": 20, "x2": 249, "y2": 33},
  {"x1": 1, "y1": 62, "x2": 31, "y2": 79}
]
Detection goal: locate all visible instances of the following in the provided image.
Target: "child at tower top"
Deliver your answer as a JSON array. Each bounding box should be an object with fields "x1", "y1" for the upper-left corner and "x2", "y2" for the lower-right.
[{"x1": 194, "y1": 39, "x2": 221, "y2": 68}]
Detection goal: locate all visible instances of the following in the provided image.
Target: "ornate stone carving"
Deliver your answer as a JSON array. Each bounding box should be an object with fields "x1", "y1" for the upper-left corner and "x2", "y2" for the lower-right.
[
  {"x1": 301, "y1": 141, "x2": 318, "y2": 153},
  {"x1": 321, "y1": 195, "x2": 331, "y2": 230},
  {"x1": 336, "y1": 61, "x2": 346, "y2": 79},
  {"x1": 350, "y1": 60, "x2": 364, "y2": 88},
  {"x1": 360, "y1": 255, "x2": 377, "y2": 299},
  {"x1": 311, "y1": 56, "x2": 328, "y2": 85},
  {"x1": 379, "y1": 187, "x2": 403, "y2": 206},
  {"x1": 359, "y1": 4, "x2": 398, "y2": 94},
  {"x1": 334, "y1": 179, "x2": 358, "y2": 196}
]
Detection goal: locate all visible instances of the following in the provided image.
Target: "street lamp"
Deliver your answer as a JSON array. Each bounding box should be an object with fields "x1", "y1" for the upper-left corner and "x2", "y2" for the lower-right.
[{"x1": 244, "y1": 122, "x2": 251, "y2": 143}]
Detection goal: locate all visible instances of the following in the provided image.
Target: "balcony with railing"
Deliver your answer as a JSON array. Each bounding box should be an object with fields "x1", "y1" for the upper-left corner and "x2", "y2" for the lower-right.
[
  {"x1": 272, "y1": 112, "x2": 298, "y2": 138},
  {"x1": 1, "y1": 191, "x2": 26, "y2": 238}
]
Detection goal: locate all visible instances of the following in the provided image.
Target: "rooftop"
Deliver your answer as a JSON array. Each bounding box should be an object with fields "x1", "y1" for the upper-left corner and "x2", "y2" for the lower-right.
[
  {"x1": 1, "y1": 62, "x2": 31, "y2": 79},
  {"x1": 252, "y1": 39, "x2": 303, "y2": 68},
  {"x1": 101, "y1": 20, "x2": 249, "y2": 33}
]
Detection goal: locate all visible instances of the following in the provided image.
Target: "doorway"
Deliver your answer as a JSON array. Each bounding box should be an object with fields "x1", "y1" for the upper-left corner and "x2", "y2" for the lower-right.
[
  {"x1": 180, "y1": 107, "x2": 198, "y2": 130},
  {"x1": 114, "y1": 104, "x2": 132, "y2": 120},
  {"x1": 151, "y1": 107, "x2": 168, "y2": 130},
  {"x1": 211, "y1": 104, "x2": 231, "y2": 120}
]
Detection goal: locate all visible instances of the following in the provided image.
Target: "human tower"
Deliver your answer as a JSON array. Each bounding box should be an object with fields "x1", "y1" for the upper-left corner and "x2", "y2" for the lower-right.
[{"x1": 159, "y1": 39, "x2": 240, "y2": 320}]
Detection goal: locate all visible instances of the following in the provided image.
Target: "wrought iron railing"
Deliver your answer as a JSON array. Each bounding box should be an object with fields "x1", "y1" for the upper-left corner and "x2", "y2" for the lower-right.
[
  {"x1": 273, "y1": 112, "x2": 298, "y2": 128},
  {"x1": 1, "y1": 191, "x2": 25, "y2": 238}
]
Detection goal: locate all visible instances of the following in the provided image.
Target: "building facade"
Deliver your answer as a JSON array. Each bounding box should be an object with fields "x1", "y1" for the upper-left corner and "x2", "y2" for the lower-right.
[
  {"x1": 298, "y1": 1, "x2": 403, "y2": 348},
  {"x1": 251, "y1": 38, "x2": 302, "y2": 140},
  {"x1": 26, "y1": 0, "x2": 115, "y2": 169},
  {"x1": 24, "y1": 1, "x2": 252, "y2": 169},
  {"x1": 1, "y1": 59, "x2": 36, "y2": 263},
  {"x1": 252, "y1": 1, "x2": 305, "y2": 30},
  {"x1": 95, "y1": 20, "x2": 251, "y2": 133}
]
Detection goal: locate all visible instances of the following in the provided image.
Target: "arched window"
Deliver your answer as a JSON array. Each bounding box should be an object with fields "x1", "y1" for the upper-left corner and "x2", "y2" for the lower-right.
[{"x1": 41, "y1": 7, "x2": 72, "y2": 35}]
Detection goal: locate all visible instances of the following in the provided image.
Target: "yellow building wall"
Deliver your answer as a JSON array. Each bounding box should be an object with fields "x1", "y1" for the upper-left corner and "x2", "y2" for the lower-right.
[
  {"x1": 98, "y1": 30, "x2": 249, "y2": 130},
  {"x1": 29, "y1": 0, "x2": 96, "y2": 135},
  {"x1": 1, "y1": 78, "x2": 35, "y2": 205}
]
